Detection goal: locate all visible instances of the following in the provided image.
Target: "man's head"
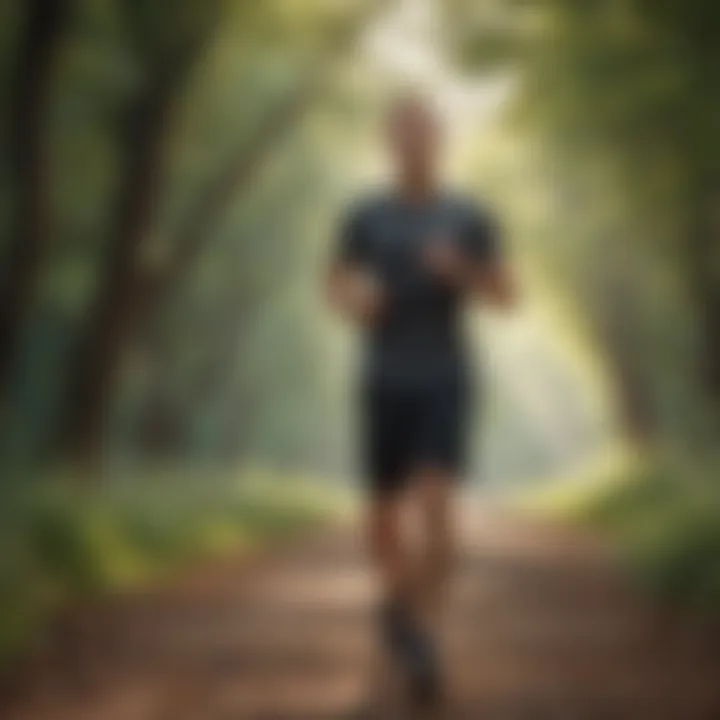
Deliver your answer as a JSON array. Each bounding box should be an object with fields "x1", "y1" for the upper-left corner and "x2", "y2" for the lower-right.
[{"x1": 385, "y1": 93, "x2": 443, "y2": 192}]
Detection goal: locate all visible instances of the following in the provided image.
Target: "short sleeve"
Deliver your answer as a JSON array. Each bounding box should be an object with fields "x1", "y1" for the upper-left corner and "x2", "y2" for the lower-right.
[
  {"x1": 463, "y1": 204, "x2": 502, "y2": 266},
  {"x1": 334, "y1": 204, "x2": 369, "y2": 267}
]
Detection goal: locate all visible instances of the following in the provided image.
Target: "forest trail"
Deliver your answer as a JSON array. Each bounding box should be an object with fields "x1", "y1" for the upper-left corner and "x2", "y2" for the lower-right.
[{"x1": 3, "y1": 506, "x2": 720, "y2": 719}]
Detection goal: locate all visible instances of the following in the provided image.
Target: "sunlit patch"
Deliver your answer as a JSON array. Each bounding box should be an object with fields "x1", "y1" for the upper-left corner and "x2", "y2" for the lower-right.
[{"x1": 363, "y1": 0, "x2": 516, "y2": 146}]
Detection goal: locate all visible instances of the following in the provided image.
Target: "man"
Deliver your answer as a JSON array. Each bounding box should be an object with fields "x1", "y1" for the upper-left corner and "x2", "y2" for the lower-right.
[{"x1": 327, "y1": 94, "x2": 516, "y2": 708}]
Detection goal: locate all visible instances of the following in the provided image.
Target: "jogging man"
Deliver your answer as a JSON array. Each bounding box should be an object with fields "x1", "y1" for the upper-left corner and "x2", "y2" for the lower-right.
[{"x1": 327, "y1": 94, "x2": 516, "y2": 708}]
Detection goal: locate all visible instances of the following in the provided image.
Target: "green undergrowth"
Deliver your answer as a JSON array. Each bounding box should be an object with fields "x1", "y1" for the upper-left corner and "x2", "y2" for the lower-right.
[
  {"x1": 521, "y1": 455, "x2": 720, "y2": 613},
  {"x1": 0, "y1": 467, "x2": 352, "y2": 672}
]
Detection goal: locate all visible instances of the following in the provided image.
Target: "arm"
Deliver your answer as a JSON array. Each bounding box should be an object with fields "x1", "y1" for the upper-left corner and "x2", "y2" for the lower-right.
[
  {"x1": 467, "y1": 259, "x2": 517, "y2": 310},
  {"x1": 423, "y1": 203, "x2": 518, "y2": 310},
  {"x1": 325, "y1": 262, "x2": 385, "y2": 326},
  {"x1": 326, "y1": 202, "x2": 385, "y2": 326}
]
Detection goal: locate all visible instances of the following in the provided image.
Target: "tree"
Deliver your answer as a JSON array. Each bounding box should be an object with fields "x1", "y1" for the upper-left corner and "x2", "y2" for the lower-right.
[
  {"x1": 58, "y1": 0, "x2": 385, "y2": 461},
  {"x1": 448, "y1": 0, "x2": 720, "y2": 440},
  {"x1": 0, "y1": 0, "x2": 69, "y2": 397},
  {"x1": 58, "y1": 0, "x2": 221, "y2": 459}
]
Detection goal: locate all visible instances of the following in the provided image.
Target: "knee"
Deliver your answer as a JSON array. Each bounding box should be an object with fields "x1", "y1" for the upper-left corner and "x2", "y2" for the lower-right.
[
  {"x1": 415, "y1": 468, "x2": 453, "y2": 525},
  {"x1": 367, "y1": 500, "x2": 402, "y2": 561}
]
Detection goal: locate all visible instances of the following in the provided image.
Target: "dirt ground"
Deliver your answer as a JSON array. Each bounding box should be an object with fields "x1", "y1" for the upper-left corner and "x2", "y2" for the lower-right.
[{"x1": 2, "y1": 507, "x2": 719, "y2": 719}]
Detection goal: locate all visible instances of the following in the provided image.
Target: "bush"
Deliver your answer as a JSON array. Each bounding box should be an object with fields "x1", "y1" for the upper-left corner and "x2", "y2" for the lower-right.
[
  {"x1": 0, "y1": 469, "x2": 344, "y2": 670},
  {"x1": 525, "y1": 457, "x2": 720, "y2": 612}
]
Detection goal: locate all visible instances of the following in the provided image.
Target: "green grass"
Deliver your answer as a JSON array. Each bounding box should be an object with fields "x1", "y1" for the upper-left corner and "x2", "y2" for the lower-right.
[
  {"x1": 0, "y1": 468, "x2": 351, "y2": 672},
  {"x1": 521, "y1": 454, "x2": 720, "y2": 613}
]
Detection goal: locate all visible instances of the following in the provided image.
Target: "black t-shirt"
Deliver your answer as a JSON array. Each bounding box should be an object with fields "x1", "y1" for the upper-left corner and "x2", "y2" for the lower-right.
[{"x1": 336, "y1": 191, "x2": 501, "y2": 388}]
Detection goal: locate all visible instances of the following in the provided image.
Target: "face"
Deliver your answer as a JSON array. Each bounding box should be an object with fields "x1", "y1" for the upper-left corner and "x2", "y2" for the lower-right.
[{"x1": 386, "y1": 97, "x2": 442, "y2": 185}]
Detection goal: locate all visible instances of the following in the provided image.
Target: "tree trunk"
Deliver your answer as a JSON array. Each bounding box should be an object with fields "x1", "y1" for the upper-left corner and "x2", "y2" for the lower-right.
[
  {"x1": 688, "y1": 180, "x2": 720, "y2": 403},
  {"x1": 595, "y1": 262, "x2": 658, "y2": 444},
  {"x1": 59, "y1": 65, "x2": 184, "y2": 460},
  {"x1": 139, "y1": 0, "x2": 386, "y2": 317},
  {"x1": 58, "y1": 0, "x2": 385, "y2": 461},
  {"x1": 0, "y1": 0, "x2": 68, "y2": 396}
]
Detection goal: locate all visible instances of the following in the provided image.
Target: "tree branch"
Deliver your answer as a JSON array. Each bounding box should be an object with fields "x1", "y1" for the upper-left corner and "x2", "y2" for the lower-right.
[{"x1": 141, "y1": 0, "x2": 386, "y2": 316}]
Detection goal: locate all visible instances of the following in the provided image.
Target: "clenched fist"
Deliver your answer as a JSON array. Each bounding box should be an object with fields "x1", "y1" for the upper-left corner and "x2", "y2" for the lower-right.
[
  {"x1": 346, "y1": 271, "x2": 385, "y2": 325},
  {"x1": 327, "y1": 267, "x2": 386, "y2": 327},
  {"x1": 422, "y1": 236, "x2": 467, "y2": 287}
]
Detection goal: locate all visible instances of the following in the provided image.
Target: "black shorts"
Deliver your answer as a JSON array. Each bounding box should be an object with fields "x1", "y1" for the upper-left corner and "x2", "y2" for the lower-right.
[{"x1": 361, "y1": 377, "x2": 470, "y2": 497}]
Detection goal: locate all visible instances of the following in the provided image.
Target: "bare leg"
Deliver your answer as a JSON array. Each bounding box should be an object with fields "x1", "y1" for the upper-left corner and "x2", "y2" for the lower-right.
[
  {"x1": 364, "y1": 492, "x2": 415, "y2": 712},
  {"x1": 366, "y1": 492, "x2": 415, "y2": 606},
  {"x1": 412, "y1": 468, "x2": 455, "y2": 628},
  {"x1": 369, "y1": 467, "x2": 451, "y2": 710}
]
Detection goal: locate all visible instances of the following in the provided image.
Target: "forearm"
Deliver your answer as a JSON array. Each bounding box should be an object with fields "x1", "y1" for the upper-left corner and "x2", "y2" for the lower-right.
[
  {"x1": 326, "y1": 271, "x2": 360, "y2": 319},
  {"x1": 467, "y1": 264, "x2": 518, "y2": 310},
  {"x1": 326, "y1": 265, "x2": 384, "y2": 325}
]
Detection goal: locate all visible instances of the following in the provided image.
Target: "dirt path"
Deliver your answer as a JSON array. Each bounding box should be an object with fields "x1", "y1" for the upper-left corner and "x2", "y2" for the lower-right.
[{"x1": 3, "y1": 507, "x2": 720, "y2": 719}]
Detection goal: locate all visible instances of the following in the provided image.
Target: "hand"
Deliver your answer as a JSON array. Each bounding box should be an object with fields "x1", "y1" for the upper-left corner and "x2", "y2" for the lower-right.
[
  {"x1": 422, "y1": 237, "x2": 466, "y2": 287},
  {"x1": 345, "y1": 270, "x2": 385, "y2": 325}
]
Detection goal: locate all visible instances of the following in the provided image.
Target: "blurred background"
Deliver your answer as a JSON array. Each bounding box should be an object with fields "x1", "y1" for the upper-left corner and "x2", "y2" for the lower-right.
[{"x1": 1, "y1": 0, "x2": 719, "y2": 716}]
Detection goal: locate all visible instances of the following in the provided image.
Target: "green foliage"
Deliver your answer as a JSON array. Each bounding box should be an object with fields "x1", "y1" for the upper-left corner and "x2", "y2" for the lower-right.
[
  {"x1": 0, "y1": 469, "x2": 344, "y2": 671},
  {"x1": 531, "y1": 458, "x2": 720, "y2": 611},
  {"x1": 0, "y1": 0, "x2": 378, "y2": 461},
  {"x1": 2, "y1": 0, "x2": 719, "y2": 662},
  {"x1": 452, "y1": 0, "x2": 720, "y2": 443},
  {"x1": 451, "y1": 0, "x2": 720, "y2": 617}
]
